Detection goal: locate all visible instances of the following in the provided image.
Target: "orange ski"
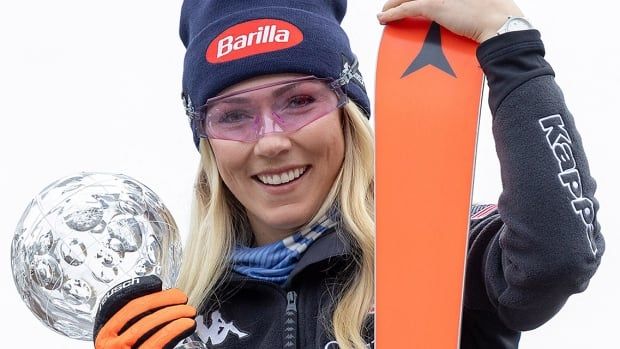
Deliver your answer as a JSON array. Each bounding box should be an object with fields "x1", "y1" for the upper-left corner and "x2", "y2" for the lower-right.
[{"x1": 375, "y1": 19, "x2": 484, "y2": 348}]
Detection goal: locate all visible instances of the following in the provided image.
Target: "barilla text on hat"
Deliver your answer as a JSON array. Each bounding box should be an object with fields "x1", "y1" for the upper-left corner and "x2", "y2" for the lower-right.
[{"x1": 207, "y1": 19, "x2": 303, "y2": 63}]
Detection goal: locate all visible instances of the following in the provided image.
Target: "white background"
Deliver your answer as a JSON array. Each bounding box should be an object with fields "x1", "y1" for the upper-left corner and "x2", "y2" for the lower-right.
[{"x1": 0, "y1": 1, "x2": 617, "y2": 347}]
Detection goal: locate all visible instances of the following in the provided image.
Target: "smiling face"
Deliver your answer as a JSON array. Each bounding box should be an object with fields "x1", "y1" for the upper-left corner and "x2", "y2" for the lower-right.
[{"x1": 207, "y1": 74, "x2": 345, "y2": 246}]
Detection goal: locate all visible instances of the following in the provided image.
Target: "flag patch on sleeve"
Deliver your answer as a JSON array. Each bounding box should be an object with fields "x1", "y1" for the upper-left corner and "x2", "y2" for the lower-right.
[{"x1": 470, "y1": 204, "x2": 497, "y2": 220}]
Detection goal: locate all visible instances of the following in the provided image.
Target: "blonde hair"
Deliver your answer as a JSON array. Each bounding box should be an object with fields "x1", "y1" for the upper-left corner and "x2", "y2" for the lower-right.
[{"x1": 176, "y1": 101, "x2": 375, "y2": 349}]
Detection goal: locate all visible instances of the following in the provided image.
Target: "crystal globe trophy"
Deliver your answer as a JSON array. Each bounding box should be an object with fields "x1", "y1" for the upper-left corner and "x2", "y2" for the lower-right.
[{"x1": 11, "y1": 172, "x2": 183, "y2": 341}]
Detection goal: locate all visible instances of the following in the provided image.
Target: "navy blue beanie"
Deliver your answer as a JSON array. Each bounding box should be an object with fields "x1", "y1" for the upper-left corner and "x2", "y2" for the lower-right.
[{"x1": 179, "y1": 0, "x2": 370, "y2": 148}]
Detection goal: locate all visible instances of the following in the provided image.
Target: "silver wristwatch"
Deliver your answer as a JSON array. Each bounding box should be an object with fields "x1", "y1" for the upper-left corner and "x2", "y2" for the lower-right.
[{"x1": 497, "y1": 16, "x2": 534, "y2": 35}]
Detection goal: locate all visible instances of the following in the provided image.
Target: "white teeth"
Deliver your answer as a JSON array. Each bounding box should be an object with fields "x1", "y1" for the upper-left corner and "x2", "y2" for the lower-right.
[
  {"x1": 273, "y1": 174, "x2": 283, "y2": 185},
  {"x1": 257, "y1": 167, "x2": 306, "y2": 185},
  {"x1": 281, "y1": 172, "x2": 290, "y2": 183}
]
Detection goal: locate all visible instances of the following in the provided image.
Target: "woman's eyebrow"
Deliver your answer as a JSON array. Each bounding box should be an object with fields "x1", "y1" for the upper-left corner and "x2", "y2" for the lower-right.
[
  {"x1": 217, "y1": 96, "x2": 252, "y2": 105},
  {"x1": 272, "y1": 82, "x2": 300, "y2": 99}
]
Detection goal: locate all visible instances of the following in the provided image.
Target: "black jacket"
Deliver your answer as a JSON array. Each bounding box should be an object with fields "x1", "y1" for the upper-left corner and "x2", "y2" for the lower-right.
[
  {"x1": 186, "y1": 229, "x2": 369, "y2": 348},
  {"x1": 181, "y1": 30, "x2": 604, "y2": 349}
]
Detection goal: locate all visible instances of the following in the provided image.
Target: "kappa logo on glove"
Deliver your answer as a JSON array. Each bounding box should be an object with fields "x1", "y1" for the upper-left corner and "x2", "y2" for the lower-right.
[{"x1": 206, "y1": 19, "x2": 303, "y2": 63}]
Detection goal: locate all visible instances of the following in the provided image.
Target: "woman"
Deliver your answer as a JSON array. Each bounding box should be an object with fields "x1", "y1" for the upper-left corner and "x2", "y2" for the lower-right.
[{"x1": 93, "y1": 0, "x2": 604, "y2": 348}]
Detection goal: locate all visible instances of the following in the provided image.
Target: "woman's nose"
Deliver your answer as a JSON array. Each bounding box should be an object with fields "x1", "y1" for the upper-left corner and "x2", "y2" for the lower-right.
[{"x1": 253, "y1": 132, "x2": 292, "y2": 158}]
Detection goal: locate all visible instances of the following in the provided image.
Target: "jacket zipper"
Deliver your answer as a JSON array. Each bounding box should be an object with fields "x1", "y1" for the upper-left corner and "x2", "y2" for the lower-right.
[{"x1": 284, "y1": 290, "x2": 298, "y2": 348}]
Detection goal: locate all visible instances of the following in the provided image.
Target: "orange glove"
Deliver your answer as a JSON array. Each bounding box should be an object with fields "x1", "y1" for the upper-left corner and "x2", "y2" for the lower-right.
[{"x1": 93, "y1": 275, "x2": 196, "y2": 349}]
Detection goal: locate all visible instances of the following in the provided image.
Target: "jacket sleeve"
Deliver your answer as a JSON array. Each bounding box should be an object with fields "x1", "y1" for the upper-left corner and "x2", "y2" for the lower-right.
[{"x1": 463, "y1": 30, "x2": 605, "y2": 331}]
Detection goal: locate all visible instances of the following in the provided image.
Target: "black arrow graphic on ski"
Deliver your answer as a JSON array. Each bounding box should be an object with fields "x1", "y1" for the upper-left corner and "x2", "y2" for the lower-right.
[{"x1": 402, "y1": 21, "x2": 456, "y2": 78}]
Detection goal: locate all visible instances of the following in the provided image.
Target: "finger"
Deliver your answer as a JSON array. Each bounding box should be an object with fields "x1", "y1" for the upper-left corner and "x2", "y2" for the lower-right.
[
  {"x1": 382, "y1": 0, "x2": 412, "y2": 12},
  {"x1": 138, "y1": 318, "x2": 197, "y2": 349},
  {"x1": 103, "y1": 288, "x2": 189, "y2": 335},
  {"x1": 378, "y1": 1, "x2": 425, "y2": 23},
  {"x1": 95, "y1": 333, "x2": 131, "y2": 349},
  {"x1": 121, "y1": 304, "x2": 197, "y2": 346},
  {"x1": 94, "y1": 275, "x2": 163, "y2": 341}
]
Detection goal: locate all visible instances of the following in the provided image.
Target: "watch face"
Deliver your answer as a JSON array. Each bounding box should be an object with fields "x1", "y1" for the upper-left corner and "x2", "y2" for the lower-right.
[{"x1": 507, "y1": 18, "x2": 533, "y2": 31}]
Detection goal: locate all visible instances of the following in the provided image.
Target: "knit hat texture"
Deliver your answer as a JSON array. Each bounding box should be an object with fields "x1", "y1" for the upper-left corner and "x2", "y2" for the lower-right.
[{"x1": 179, "y1": 0, "x2": 370, "y2": 147}]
